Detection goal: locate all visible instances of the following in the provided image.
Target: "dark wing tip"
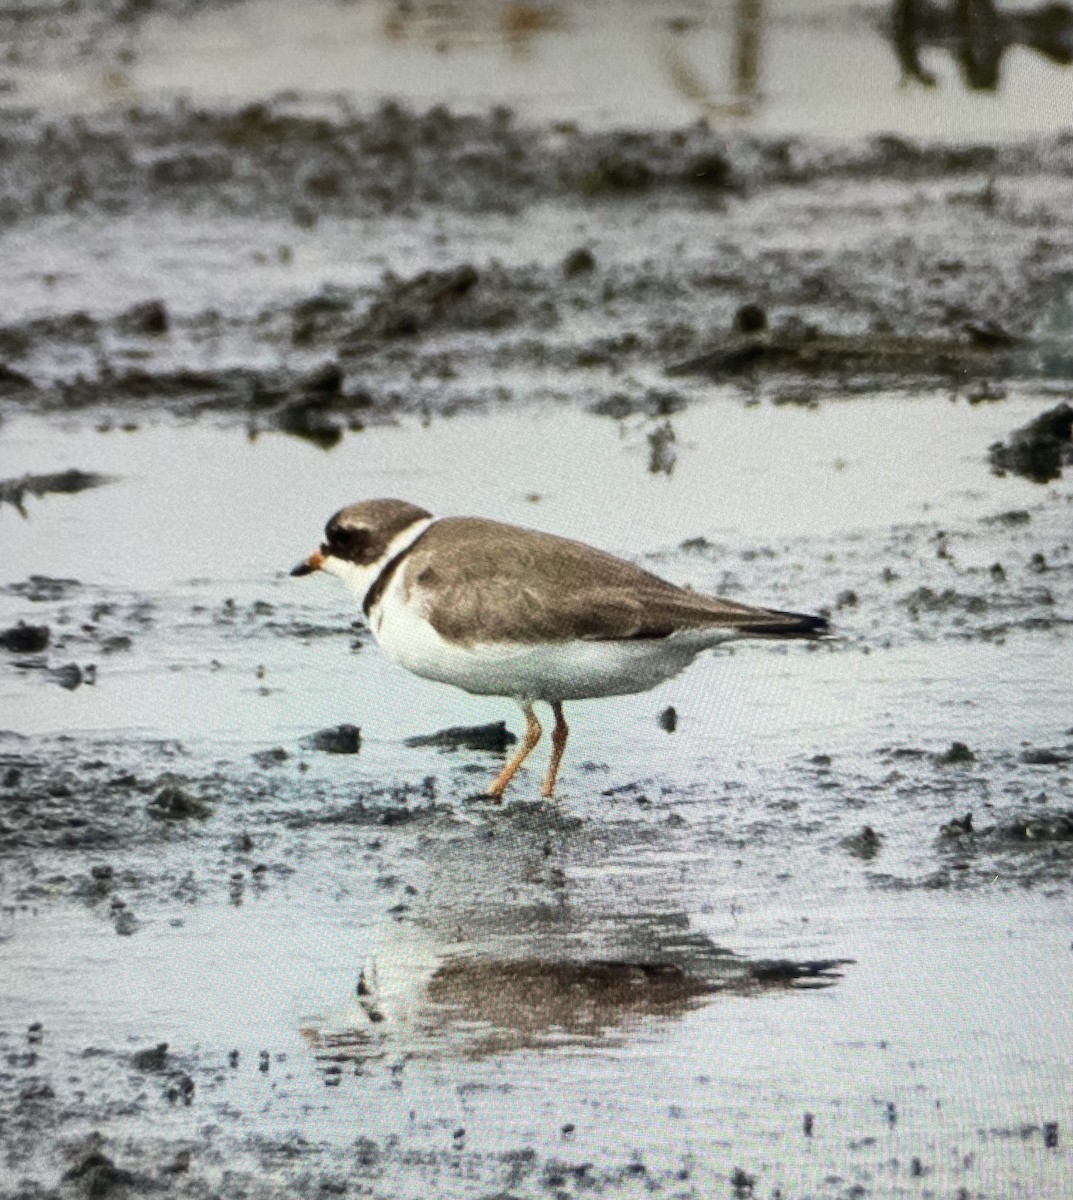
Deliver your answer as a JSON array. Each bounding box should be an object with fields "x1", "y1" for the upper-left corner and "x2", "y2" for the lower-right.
[{"x1": 753, "y1": 609, "x2": 831, "y2": 639}]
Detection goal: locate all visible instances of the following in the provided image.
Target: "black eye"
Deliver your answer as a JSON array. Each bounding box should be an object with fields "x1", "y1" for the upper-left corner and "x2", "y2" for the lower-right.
[{"x1": 327, "y1": 525, "x2": 363, "y2": 556}]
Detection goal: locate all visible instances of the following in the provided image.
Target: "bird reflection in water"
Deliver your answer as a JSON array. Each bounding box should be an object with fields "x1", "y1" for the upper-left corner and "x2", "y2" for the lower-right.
[
  {"x1": 302, "y1": 908, "x2": 850, "y2": 1071},
  {"x1": 892, "y1": 0, "x2": 1073, "y2": 89}
]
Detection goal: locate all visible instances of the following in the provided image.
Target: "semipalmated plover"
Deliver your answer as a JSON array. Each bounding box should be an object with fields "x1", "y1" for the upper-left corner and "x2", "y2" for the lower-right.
[{"x1": 292, "y1": 499, "x2": 828, "y2": 800}]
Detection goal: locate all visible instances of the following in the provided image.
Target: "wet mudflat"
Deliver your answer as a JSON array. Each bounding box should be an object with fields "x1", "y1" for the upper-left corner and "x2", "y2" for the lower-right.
[
  {"x1": 2, "y1": 400, "x2": 1072, "y2": 1199},
  {"x1": 3, "y1": 0, "x2": 1073, "y2": 1196}
]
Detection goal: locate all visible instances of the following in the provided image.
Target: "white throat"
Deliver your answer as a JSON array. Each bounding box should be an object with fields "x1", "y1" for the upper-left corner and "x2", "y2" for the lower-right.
[{"x1": 322, "y1": 516, "x2": 437, "y2": 610}]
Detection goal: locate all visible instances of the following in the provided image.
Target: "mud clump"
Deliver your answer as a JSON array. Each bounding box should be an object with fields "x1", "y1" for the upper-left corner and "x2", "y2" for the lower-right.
[
  {"x1": 989, "y1": 402, "x2": 1073, "y2": 483},
  {"x1": 562, "y1": 246, "x2": 596, "y2": 277},
  {"x1": 305, "y1": 724, "x2": 362, "y2": 754},
  {"x1": 935, "y1": 741, "x2": 976, "y2": 765},
  {"x1": 48, "y1": 662, "x2": 85, "y2": 690},
  {"x1": 0, "y1": 468, "x2": 113, "y2": 515},
  {"x1": 4, "y1": 575, "x2": 81, "y2": 602},
  {"x1": 62, "y1": 1148, "x2": 138, "y2": 1195},
  {"x1": 842, "y1": 825, "x2": 883, "y2": 859},
  {"x1": 117, "y1": 299, "x2": 169, "y2": 336},
  {"x1": 0, "y1": 621, "x2": 50, "y2": 652},
  {"x1": 131, "y1": 1042, "x2": 169, "y2": 1071},
  {"x1": 146, "y1": 786, "x2": 213, "y2": 820},
  {"x1": 667, "y1": 325, "x2": 1023, "y2": 388},
  {"x1": 405, "y1": 721, "x2": 517, "y2": 752},
  {"x1": 1020, "y1": 747, "x2": 1070, "y2": 765},
  {"x1": 344, "y1": 264, "x2": 484, "y2": 347}
]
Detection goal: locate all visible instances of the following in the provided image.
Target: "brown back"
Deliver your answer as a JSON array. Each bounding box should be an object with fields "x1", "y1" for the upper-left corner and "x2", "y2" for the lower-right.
[{"x1": 396, "y1": 517, "x2": 803, "y2": 645}]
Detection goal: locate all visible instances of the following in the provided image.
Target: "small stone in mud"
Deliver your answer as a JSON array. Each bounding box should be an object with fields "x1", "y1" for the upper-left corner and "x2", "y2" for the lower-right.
[
  {"x1": 62, "y1": 1150, "x2": 136, "y2": 1193},
  {"x1": 305, "y1": 724, "x2": 362, "y2": 754},
  {"x1": 0, "y1": 621, "x2": 50, "y2": 653},
  {"x1": 405, "y1": 721, "x2": 516, "y2": 752},
  {"x1": 301, "y1": 360, "x2": 344, "y2": 396},
  {"x1": 659, "y1": 705, "x2": 678, "y2": 732},
  {"x1": 275, "y1": 396, "x2": 344, "y2": 450},
  {"x1": 562, "y1": 246, "x2": 596, "y2": 277},
  {"x1": 147, "y1": 786, "x2": 212, "y2": 820},
  {"x1": 935, "y1": 741, "x2": 975, "y2": 766},
  {"x1": 648, "y1": 420, "x2": 676, "y2": 474},
  {"x1": 843, "y1": 825, "x2": 882, "y2": 860},
  {"x1": 588, "y1": 391, "x2": 640, "y2": 419},
  {"x1": 734, "y1": 303, "x2": 768, "y2": 334},
  {"x1": 984, "y1": 509, "x2": 1032, "y2": 527},
  {"x1": 162, "y1": 1149, "x2": 191, "y2": 1175},
  {"x1": 113, "y1": 908, "x2": 137, "y2": 936},
  {"x1": 941, "y1": 813, "x2": 974, "y2": 837},
  {"x1": 118, "y1": 299, "x2": 169, "y2": 335},
  {"x1": 966, "y1": 320, "x2": 1018, "y2": 349},
  {"x1": 131, "y1": 1042, "x2": 169, "y2": 1071},
  {"x1": 731, "y1": 1166, "x2": 755, "y2": 1196},
  {"x1": 166, "y1": 1072, "x2": 195, "y2": 1105},
  {"x1": 48, "y1": 663, "x2": 83, "y2": 690},
  {"x1": 253, "y1": 746, "x2": 289, "y2": 767},
  {"x1": 989, "y1": 401, "x2": 1073, "y2": 483},
  {"x1": 1021, "y1": 747, "x2": 1069, "y2": 765},
  {"x1": 967, "y1": 381, "x2": 1007, "y2": 405}
]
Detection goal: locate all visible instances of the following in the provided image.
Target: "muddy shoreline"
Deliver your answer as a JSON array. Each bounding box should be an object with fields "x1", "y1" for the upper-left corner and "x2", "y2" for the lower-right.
[{"x1": 3, "y1": 101, "x2": 1073, "y2": 436}]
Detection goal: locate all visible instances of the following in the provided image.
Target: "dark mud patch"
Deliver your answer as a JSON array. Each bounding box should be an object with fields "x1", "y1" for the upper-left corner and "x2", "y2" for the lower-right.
[
  {"x1": 667, "y1": 325, "x2": 1031, "y2": 390},
  {"x1": 990, "y1": 400, "x2": 1073, "y2": 482},
  {"x1": 405, "y1": 721, "x2": 517, "y2": 753},
  {"x1": 0, "y1": 622, "x2": 50, "y2": 653},
  {"x1": 3, "y1": 101, "x2": 1073, "y2": 228},
  {"x1": 0, "y1": 468, "x2": 113, "y2": 516},
  {"x1": 303, "y1": 723, "x2": 362, "y2": 755}
]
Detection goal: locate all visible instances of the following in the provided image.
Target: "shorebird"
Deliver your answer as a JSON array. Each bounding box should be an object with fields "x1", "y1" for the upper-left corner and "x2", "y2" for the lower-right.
[{"x1": 292, "y1": 499, "x2": 828, "y2": 800}]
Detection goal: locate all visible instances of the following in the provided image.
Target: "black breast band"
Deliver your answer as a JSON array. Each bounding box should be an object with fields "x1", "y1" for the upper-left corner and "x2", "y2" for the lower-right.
[{"x1": 362, "y1": 525, "x2": 433, "y2": 617}]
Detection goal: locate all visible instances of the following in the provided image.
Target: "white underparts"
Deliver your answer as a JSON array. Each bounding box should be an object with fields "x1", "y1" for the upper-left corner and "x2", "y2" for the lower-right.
[{"x1": 373, "y1": 580, "x2": 735, "y2": 701}]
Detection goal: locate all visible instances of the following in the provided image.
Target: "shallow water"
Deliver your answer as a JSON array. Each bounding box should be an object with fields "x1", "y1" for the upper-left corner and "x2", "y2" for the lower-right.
[{"x1": 7, "y1": 0, "x2": 1073, "y2": 141}]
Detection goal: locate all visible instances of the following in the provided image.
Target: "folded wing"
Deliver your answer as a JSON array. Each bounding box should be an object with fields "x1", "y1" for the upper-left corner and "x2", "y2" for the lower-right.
[{"x1": 400, "y1": 518, "x2": 828, "y2": 645}]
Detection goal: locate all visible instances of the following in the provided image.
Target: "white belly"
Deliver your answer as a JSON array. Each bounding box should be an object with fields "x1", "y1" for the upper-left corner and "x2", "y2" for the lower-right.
[{"x1": 371, "y1": 588, "x2": 727, "y2": 702}]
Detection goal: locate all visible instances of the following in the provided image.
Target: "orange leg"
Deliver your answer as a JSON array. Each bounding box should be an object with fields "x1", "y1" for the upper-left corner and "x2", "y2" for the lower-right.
[
  {"x1": 541, "y1": 702, "x2": 569, "y2": 799},
  {"x1": 487, "y1": 702, "x2": 542, "y2": 801}
]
